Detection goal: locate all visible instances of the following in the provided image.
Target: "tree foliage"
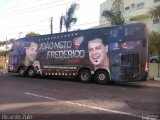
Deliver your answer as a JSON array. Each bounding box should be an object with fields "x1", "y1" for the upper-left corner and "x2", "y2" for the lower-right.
[
  {"x1": 63, "y1": 3, "x2": 79, "y2": 32},
  {"x1": 149, "y1": 31, "x2": 160, "y2": 56},
  {"x1": 0, "y1": 38, "x2": 16, "y2": 46},
  {"x1": 25, "y1": 32, "x2": 40, "y2": 37},
  {"x1": 102, "y1": 0, "x2": 125, "y2": 25},
  {"x1": 0, "y1": 51, "x2": 8, "y2": 56},
  {"x1": 149, "y1": 31, "x2": 160, "y2": 77},
  {"x1": 149, "y1": 5, "x2": 160, "y2": 18}
]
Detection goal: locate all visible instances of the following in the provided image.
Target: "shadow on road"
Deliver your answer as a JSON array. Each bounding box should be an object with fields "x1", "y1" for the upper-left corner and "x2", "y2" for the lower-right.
[{"x1": 2, "y1": 72, "x2": 148, "y2": 89}]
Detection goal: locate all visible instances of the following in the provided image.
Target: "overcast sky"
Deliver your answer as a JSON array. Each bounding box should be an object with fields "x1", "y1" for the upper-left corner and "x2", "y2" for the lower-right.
[{"x1": 0, "y1": 0, "x2": 106, "y2": 41}]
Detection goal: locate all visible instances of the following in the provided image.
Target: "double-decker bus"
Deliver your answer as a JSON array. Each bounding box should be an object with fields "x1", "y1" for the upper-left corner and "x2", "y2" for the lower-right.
[{"x1": 8, "y1": 23, "x2": 148, "y2": 84}]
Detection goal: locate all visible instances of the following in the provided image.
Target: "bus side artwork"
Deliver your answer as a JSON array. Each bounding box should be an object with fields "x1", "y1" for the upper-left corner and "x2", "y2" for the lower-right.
[{"x1": 8, "y1": 23, "x2": 148, "y2": 84}]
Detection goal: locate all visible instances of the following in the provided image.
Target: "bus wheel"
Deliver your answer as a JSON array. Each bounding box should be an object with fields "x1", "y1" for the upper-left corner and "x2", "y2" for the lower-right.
[
  {"x1": 18, "y1": 67, "x2": 25, "y2": 77},
  {"x1": 78, "y1": 69, "x2": 91, "y2": 83},
  {"x1": 27, "y1": 67, "x2": 35, "y2": 78},
  {"x1": 94, "y1": 70, "x2": 109, "y2": 85}
]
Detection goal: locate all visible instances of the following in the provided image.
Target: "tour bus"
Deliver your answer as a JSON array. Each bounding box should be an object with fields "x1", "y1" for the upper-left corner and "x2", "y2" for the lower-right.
[{"x1": 8, "y1": 23, "x2": 148, "y2": 84}]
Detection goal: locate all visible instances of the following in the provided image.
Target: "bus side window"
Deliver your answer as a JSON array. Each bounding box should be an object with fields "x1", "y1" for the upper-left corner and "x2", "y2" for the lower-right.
[
  {"x1": 10, "y1": 49, "x2": 14, "y2": 52},
  {"x1": 121, "y1": 54, "x2": 139, "y2": 66},
  {"x1": 121, "y1": 54, "x2": 139, "y2": 80},
  {"x1": 142, "y1": 39, "x2": 146, "y2": 47}
]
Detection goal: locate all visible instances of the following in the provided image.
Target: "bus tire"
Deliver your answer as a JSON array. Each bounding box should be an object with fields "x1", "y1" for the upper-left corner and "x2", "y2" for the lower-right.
[
  {"x1": 78, "y1": 69, "x2": 91, "y2": 83},
  {"x1": 27, "y1": 67, "x2": 35, "y2": 78},
  {"x1": 94, "y1": 70, "x2": 109, "y2": 85},
  {"x1": 18, "y1": 67, "x2": 25, "y2": 77}
]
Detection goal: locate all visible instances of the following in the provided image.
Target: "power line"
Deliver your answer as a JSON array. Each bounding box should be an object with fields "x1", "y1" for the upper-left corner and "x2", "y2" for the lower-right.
[
  {"x1": 0, "y1": 0, "x2": 41, "y2": 12},
  {"x1": 0, "y1": 16, "x2": 106, "y2": 32},
  {"x1": 0, "y1": 16, "x2": 109, "y2": 40},
  {"x1": 0, "y1": 17, "x2": 50, "y2": 30},
  {"x1": 0, "y1": 20, "x2": 108, "y2": 37},
  {"x1": 0, "y1": 0, "x2": 79, "y2": 18},
  {"x1": 0, "y1": 0, "x2": 63, "y2": 13}
]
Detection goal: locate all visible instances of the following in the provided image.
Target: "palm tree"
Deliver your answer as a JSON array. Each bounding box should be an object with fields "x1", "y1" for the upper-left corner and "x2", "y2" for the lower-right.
[
  {"x1": 63, "y1": 3, "x2": 79, "y2": 32},
  {"x1": 102, "y1": 0, "x2": 125, "y2": 25},
  {"x1": 149, "y1": 5, "x2": 160, "y2": 18}
]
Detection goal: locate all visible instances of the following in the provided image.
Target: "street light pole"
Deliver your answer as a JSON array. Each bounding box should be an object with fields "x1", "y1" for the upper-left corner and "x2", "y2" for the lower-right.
[{"x1": 50, "y1": 17, "x2": 53, "y2": 34}]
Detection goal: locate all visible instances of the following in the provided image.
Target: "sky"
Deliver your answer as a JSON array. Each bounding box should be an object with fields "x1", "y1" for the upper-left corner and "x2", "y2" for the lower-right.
[{"x1": 0, "y1": 0, "x2": 106, "y2": 41}]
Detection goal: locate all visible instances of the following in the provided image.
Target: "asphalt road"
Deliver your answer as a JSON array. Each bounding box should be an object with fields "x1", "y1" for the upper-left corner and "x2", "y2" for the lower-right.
[{"x1": 0, "y1": 73, "x2": 160, "y2": 120}]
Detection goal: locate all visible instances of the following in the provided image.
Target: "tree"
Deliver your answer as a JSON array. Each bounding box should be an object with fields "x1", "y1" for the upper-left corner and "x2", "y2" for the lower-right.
[
  {"x1": 149, "y1": 5, "x2": 160, "y2": 18},
  {"x1": 25, "y1": 32, "x2": 40, "y2": 37},
  {"x1": 149, "y1": 5, "x2": 160, "y2": 77},
  {"x1": 8, "y1": 38, "x2": 16, "y2": 44},
  {"x1": 149, "y1": 32, "x2": 160, "y2": 56},
  {"x1": 0, "y1": 38, "x2": 15, "y2": 46},
  {"x1": 148, "y1": 43, "x2": 156, "y2": 56},
  {"x1": 102, "y1": 0, "x2": 125, "y2": 25},
  {"x1": 63, "y1": 3, "x2": 79, "y2": 32},
  {"x1": 149, "y1": 31, "x2": 160, "y2": 77}
]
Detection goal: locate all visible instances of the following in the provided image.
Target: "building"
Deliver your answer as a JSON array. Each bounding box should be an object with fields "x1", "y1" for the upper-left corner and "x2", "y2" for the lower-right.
[
  {"x1": 99, "y1": 0, "x2": 112, "y2": 27},
  {"x1": 99, "y1": 0, "x2": 160, "y2": 33}
]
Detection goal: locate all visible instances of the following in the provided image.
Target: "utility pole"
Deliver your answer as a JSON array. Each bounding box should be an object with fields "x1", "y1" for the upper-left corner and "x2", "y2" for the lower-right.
[
  {"x1": 5, "y1": 36, "x2": 7, "y2": 50},
  {"x1": 50, "y1": 17, "x2": 53, "y2": 34},
  {"x1": 19, "y1": 32, "x2": 22, "y2": 38}
]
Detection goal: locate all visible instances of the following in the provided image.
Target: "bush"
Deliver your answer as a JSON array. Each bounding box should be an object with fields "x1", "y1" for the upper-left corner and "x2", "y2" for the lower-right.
[{"x1": 0, "y1": 57, "x2": 5, "y2": 69}]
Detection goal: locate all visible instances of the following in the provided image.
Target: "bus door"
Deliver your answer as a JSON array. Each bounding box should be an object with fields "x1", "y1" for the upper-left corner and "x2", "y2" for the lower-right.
[{"x1": 121, "y1": 54, "x2": 139, "y2": 81}]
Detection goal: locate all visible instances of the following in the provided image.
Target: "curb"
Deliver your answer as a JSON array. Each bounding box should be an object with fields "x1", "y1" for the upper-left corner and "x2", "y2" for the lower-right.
[
  {"x1": 126, "y1": 81, "x2": 160, "y2": 88},
  {"x1": 138, "y1": 83, "x2": 160, "y2": 88},
  {"x1": 154, "y1": 77, "x2": 160, "y2": 81}
]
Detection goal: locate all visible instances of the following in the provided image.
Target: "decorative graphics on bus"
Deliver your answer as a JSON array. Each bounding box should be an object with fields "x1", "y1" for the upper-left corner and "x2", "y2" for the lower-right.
[
  {"x1": 8, "y1": 23, "x2": 148, "y2": 82},
  {"x1": 73, "y1": 36, "x2": 84, "y2": 49},
  {"x1": 39, "y1": 39, "x2": 85, "y2": 59}
]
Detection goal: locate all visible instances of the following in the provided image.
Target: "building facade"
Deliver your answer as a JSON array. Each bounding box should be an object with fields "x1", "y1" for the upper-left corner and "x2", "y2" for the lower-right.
[{"x1": 99, "y1": 0, "x2": 160, "y2": 33}]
